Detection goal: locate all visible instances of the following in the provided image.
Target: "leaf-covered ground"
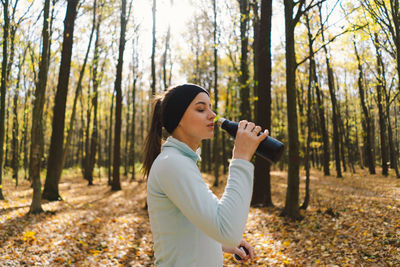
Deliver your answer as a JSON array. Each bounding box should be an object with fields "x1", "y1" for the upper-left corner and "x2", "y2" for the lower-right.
[{"x1": 1, "y1": 167, "x2": 399, "y2": 266}]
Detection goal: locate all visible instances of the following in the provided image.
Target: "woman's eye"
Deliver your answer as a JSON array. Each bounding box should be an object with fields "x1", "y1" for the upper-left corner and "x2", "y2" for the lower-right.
[{"x1": 197, "y1": 109, "x2": 205, "y2": 112}]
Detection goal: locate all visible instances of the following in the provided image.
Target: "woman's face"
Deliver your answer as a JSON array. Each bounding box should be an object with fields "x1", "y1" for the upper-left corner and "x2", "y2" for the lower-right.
[{"x1": 173, "y1": 92, "x2": 216, "y2": 149}]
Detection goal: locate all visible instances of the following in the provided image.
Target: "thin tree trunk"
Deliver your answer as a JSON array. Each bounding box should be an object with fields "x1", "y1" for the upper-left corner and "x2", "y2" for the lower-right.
[
  {"x1": 212, "y1": 0, "x2": 220, "y2": 187},
  {"x1": 281, "y1": 0, "x2": 301, "y2": 220},
  {"x1": 0, "y1": 0, "x2": 10, "y2": 200},
  {"x1": 129, "y1": 38, "x2": 138, "y2": 181},
  {"x1": 162, "y1": 26, "x2": 171, "y2": 91},
  {"x1": 29, "y1": 0, "x2": 51, "y2": 213},
  {"x1": 151, "y1": 0, "x2": 157, "y2": 95},
  {"x1": 84, "y1": 85, "x2": 92, "y2": 181},
  {"x1": 238, "y1": 0, "x2": 251, "y2": 120},
  {"x1": 42, "y1": 0, "x2": 79, "y2": 201},
  {"x1": 87, "y1": 17, "x2": 102, "y2": 184},
  {"x1": 354, "y1": 39, "x2": 375, "y2": 174},
  {"x1": 308, "y1": 30, "x2": 330, "y2": 176},
  {"x1": 108, "y1": 93, "x2": 114, "y2": 185},
  {"x1": 63, "y1": 0, "x2": 96, "y2": 181},
  {"x1": 373, "y1": 33, "x2": 389, "y2": 176},
  {"x1": 22, "y1": 82, "x2": 31, "y2": 180},
  {"x1": 11, "y1": 49, "x2": 27, "y2": 186},
  {"x1": 319, "y1": 7, "x2": 341, "y2": 177},
  {"x1": 112, "y1": 0, "x2": 129, "y2": 191},
  {"x1": 301, "y1": 14, "x2": 314, "y2": 210},
  {"x1": 129, "y1": 78, "x2": 137, "y2": 180}
]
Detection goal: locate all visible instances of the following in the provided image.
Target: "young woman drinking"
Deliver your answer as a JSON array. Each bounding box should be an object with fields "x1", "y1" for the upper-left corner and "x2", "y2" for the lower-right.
[{"x1": 143, "y1": 84, "x2": 268, "y2": 266}]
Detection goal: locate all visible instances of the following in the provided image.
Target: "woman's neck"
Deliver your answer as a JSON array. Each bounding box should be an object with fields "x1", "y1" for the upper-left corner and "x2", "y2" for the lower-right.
[{"x1": 171, "y1": 133, "x2": 200, "y2": 152}]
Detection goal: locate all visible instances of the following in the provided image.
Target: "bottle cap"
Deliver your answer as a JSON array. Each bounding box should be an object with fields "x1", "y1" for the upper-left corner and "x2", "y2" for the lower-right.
[{"x1": 216, "y1": 118, "x2": 226, "y2": 127}]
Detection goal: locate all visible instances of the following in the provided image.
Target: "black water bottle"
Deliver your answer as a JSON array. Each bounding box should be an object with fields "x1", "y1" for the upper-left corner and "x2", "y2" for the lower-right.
[{"x1": 217, "y1": 118, "x2": 284, "y2": 164}]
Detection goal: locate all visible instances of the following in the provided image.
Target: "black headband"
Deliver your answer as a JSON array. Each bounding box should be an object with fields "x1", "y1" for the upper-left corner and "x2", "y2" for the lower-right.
[{"x1": 162, "y1": 84, "x2": 209, "y2": 134}]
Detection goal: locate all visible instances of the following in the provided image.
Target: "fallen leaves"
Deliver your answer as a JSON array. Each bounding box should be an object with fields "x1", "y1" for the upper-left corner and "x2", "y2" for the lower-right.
[{"x1": 0, "y1": 167, "x2": 399, "y2": 266}]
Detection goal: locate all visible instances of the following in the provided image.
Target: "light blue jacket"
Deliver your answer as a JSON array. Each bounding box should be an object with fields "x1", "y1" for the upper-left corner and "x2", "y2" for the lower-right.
[{"x1": 147, "y1": 137, "x2": 254, "y2": 267}]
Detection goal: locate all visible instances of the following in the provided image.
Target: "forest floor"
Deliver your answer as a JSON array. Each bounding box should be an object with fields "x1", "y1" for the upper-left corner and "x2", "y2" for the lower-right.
[{"x1": 1, "y1": 167, "x2": 400, "y2": 266}]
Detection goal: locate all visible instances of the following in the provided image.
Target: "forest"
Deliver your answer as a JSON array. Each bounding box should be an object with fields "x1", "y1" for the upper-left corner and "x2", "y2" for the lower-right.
[{"x1": 0, "y1": 0, "x2": 400, "y2": 265}]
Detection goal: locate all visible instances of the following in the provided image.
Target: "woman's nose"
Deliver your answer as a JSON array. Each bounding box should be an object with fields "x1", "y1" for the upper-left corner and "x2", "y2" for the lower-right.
[{"x1": 209, "y1": 110, "x2": 216, "y2": 119}]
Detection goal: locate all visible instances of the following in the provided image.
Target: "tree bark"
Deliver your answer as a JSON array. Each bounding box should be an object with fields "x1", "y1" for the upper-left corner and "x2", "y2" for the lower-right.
[
  {"x1": 301, "y1": 13, "x2": 314, "y2": 210},
  {"x1": 29, "y1": 0, "x2": 51, "y2": 213},
  {"x1": 251, "y1": 0, "x2": 273, "y2": 207},
  {"x1": 373, "y1": 33, "x2": 389, "y2": 176},
  {"x1": 212, "y1": 0, "x2": 220, "y2": 187},
  {"x1": 319, "y1": 5, "x2": 341, "y2": 178},
  {"x1": 112, "y1": 0, "x2": 129, "y2": 191},
  {"x1": 63, "y1": 0, "x2": 96, "y2": 183},
  {"x1": 42, "y1": 0, "x2": 79, "y2": 201},
  {"x1": 151, "y1": 0, "x2": 157, "y2": 95},
  {"x1": 238, "y1": 0, "x2": 251, "y2": 120},
  {"x1": 87, "y1": 16, "x2": 102, "y2": 184},
  {"x1": 0, "y1": 0, "x2": 10, "y2": 200},
  {"x1": 353, "y1": 40, "x2": 375, "y2": 174},
  {"x1": 305, "y1": 17, "x2": 330, "y2": 176},
  {"x1": 281, "y1": 0, "x2": 302, "y2": 220},
  {"x1": 108, "y1": 92, "x2": 114, "y2": 185},
  {"x1": 11, "y1": 48, "x2": 27, "y2": 186}
]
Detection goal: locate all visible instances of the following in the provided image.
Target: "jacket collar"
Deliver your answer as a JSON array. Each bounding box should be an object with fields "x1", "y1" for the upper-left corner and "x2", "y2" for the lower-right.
[{"x1": 162, "y1": 136, "x2": 201, "y2": 163}]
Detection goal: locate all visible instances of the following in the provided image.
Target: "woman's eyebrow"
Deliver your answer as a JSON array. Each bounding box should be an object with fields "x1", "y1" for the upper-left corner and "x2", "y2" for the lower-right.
[{"x1": 195, "y1": 101, "x2": 212, "y2": 108}]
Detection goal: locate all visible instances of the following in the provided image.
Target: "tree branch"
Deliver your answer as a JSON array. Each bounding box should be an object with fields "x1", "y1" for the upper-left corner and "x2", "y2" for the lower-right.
[{"x1": 297, "y1": 25, "x2": 365, "y2": 67}]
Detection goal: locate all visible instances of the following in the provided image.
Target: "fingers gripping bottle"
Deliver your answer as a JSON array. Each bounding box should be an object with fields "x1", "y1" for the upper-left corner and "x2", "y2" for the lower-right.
[{"x1": 217, "y1": 118, "x2": 284, "y2": 164}]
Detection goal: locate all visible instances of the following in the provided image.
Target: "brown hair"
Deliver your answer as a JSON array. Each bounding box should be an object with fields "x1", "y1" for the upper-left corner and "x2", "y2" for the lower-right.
[{"x1": 142, "y1": 96, "x2": 163, "y2": 178}]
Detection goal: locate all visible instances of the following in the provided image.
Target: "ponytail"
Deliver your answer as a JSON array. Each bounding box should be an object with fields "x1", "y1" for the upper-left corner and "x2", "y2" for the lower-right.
[{"x1": 142, "y1": 97, "x2": 163, "y2": 178}]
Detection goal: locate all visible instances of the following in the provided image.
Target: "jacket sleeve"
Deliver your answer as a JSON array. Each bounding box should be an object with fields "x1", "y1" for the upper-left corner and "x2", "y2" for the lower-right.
[{"x1": 155, "y1": 155, "x2": 254, "y2": 247}]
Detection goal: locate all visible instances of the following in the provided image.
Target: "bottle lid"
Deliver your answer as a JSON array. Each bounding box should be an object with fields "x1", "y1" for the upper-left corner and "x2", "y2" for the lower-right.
[{"x1": 215, "y1": 118, "x2": 226, "y2": 127}]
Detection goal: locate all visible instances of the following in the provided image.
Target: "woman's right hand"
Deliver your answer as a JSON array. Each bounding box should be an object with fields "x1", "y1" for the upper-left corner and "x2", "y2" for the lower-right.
[{"x1": 232, "y1": 120, "x2": 268, "y2": 162}]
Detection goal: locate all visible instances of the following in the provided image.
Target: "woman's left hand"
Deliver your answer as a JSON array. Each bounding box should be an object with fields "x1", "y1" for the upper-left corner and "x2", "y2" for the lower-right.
[{"x1": 222, "y1": 240, "x2": 254, "y2": 262}]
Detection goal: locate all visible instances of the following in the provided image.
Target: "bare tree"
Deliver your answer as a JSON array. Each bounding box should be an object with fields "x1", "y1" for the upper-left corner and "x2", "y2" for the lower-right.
[
  {"x1": 151, "y1": 0, "x2": 157, "y2": 95},
  {"x1": 282, "y1": 0, "x2": 324, "y2": 220},
  {"x1": 251, "y1": 0, "x2": 273, "y2": 207},
  {"x1": 112, "y1": 0, "x2": 133, "y2": 190},
  {"x1": 42, "y1": 0, "x2": 79, "y2": 201},
  {"x1": 353, "y1": 39, "x2": 376, "y2": 174},
  {"x1": 29, "y1": 0, "x2": 51, "y2": 213},
  {"x1": 238, "y1": 0, "x2": 251, "y2": 120}
]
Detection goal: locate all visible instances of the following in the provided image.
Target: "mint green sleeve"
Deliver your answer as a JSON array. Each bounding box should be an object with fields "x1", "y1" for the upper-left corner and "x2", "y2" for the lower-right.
[{"x1": 154, "y1": 156, "x2": 254, "y2": 247}]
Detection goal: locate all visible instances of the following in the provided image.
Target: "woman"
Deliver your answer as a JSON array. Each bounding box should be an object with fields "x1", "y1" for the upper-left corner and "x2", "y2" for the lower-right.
[{"x1": 143, "y1": 84, "x2": 268, "y2": 266}]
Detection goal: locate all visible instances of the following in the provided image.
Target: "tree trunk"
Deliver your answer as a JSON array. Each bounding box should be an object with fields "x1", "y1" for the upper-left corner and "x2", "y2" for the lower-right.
[
  {"x1": 306, "y1": 20, "x2": 330, "y2": 176},
  {"x1": 353, "y1": 40, "x2": 375, "y2": 174},
  {"x1": 343, "y1": 82, "x2": 356, "y2": 173},
  {"x1": 281, "y1": 0, "x2": 301, "y2": 220},
  {"x1": 108, "y1": 93, "x2": 114, "y2": 185},
  {"x1": 162, "y1": 26, "x2": 171, "y2": 91},
  {"x1": 373, "y1": 33, "x2": 389, "y2": 176},
  {"x1": 238, "y1": 0, "x2": 251, "y2": 120},
  {"x1": 151, "y1": 0, "x2": 157, "y2": 95},
  {"x1": 0, "y1": 0, "x2": 10, "y2": 200},
  {"x1": 129, "y1": 77, "x2": 137, "y2": 180},
  {"x1": 319, "y1": 7, "x2": 341, "y2": 178},
  {"x1": 42, "y1": 0, "x2": 79, "y2": 201},
  {"x1": 22, "y1": 85, "x2": 31, "y2": 180},
  {"x1": 112, "y1": 0, "x2": 128, "y2": 191},
  {"x1": 301, "y1": 13, "x2": 314, "y2": 210},
  {"x1": 212, "y1": 0, "x2": 220, "y2": 187},
  {"x1": 29, "y1": 0, "x2": 51, "y2": 213},
  {"x1": 87, "y1": 17, "x2": 102, "y2": 184},
  {"x1": 251, "y1": 0, "x2": 273, "y2": 207},
  {"x1": 11, "y1": 49, "x2": 27, "y2": 186},
  {"x1": 64, "y1": 0, "x2": 96, "y2": 182}
]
